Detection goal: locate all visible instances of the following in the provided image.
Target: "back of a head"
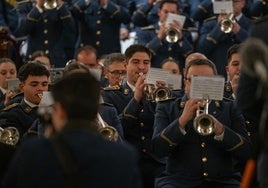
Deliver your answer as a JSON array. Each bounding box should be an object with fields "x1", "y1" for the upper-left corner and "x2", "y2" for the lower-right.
[
  {"x1": 185, "y1": 58, "x2": 218, "y2": 77},
  {"x1": 52, "y1": 72, "x2": 100, "y2": 120},
  {"x1": 18, "y1": 61, "x2": 50, "y2": 82}
]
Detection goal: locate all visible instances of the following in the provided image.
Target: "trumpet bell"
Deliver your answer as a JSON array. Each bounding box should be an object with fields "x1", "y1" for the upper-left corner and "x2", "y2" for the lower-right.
[
  {"x1": 154, "y1": 87, "x2": 172, "y2": 102},
  {"x1": 43, "y1": 0, "x2": 57, "y2": 9},
  {"x1": 0, "y1": 127, "x2": 20, "y2": 146},
  {"x1": 165, "y1": 28, "x2": 180, "y2": 43},
  {"x1": 220, "y1": 19, "x2": 234, "y2": 33},
  {"x1": 99, "y1": 126, "x2": 119, "y2": 142},
  {"x1": 193, "y1": 114, "x2": 215, "y2": 136}
]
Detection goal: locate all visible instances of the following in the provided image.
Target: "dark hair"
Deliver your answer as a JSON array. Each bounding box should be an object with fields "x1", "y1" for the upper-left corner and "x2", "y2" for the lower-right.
[
  {"x1": 0, "y1": 58, "x2": 15, "y2": 65},
  {"x1": 184, "y1": 58, "x2": 218, "y2": 78},
  {"x1": 159, "y1": 0, "x2": 180, "y2": 10},
  {"x1": 31, "y1": 50, "x2": 50, "y2": 60},
  {"x1": 124, "y1": 44, "x2": 152, "y2": 63},
  {"x1": 160, "y1": 58, "x2": 179, "y2": 67},
  {"x1": 64, "y1": 61, "x2": 90, "y2": 76},
  {"x1": 74, "y1": 45, "x2": 98, "y2": 60},
  {"x1": 226, "y1": 44, "x2": 241, "y2": 65},
  {"x1": 103, "y1": 53, "x2": 125, "y2": 70},
  {"x1": 52, "y1": 72, "x2": 100, "y2": 120},
  {"x1": 18, "y1": 61, "x2": 50, "y2": 82}
]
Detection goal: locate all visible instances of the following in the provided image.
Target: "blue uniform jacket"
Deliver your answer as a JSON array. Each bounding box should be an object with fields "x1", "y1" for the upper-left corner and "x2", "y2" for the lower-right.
[
  {"x1": 196, "y1": 15, "x2": 252, "y2": 77},
  {"x1": 0, "y1": 99, "x2": 38, "y2": 143},
  {"x1": 71, "y1": 0, "x2": 131, "y2": 57},
  {"x1": 136, "y1": 23, "x2": 193, "y2": 69},
  {"x1": 152, "y1": 95, "x2": 251, "y2": 187},
  {"x1": 2, "y1": 119, "x2": 141, "y2": 188},
  {"x1": 14, "y1": 1, "x2": 76, "y2": 67}
]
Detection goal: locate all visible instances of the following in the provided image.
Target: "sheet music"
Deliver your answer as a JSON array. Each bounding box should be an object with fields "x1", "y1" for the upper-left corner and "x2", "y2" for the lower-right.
[
  {"x1": 190, "y1": 75, "x2": 225, "y2": 100},
  {"x1": 7, "y1": 78, "x2": 20, "y2": 93},
  {"x1": 165, "y1": 13, "x2": 186, "y2": 27},
  {"x1": 213, "y1": 1, "x2": 233, "y2": 14},
  {"x1": 166, "y1": 74, "x2": 182, "y2": 90},
  {"x1": 145, "y1": 68, "x2": 170, "y2": 85}
]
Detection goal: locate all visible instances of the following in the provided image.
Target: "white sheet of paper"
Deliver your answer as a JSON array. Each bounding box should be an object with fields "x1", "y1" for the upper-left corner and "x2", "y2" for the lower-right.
[
  {"x1": 165, "y1": 13, "x2": 186, "y2": 27},
  {"x1": 39, "y1": 91, "x2": 54, "y2": 107},
  {"x1": 213, "y1": 1, "x2": 233, "y2": 14},
  {"x1": 166, "y1": 74, "x2": 182, "y2": 90},
  {"x1": 190, "y1": 75, "x2": 225, "y2": 100},
  {"x1": 145, "y1": 68, "x2": 170, "y2": 85},
  {"x1": 7, "y1": 78, "x2": 20, "y2": 92}
]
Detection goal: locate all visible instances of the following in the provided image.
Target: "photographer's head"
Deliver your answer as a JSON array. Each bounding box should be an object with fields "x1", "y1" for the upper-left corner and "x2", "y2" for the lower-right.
[{"x1": 51, "y1": 72, "x2": 100, "y2": 131}]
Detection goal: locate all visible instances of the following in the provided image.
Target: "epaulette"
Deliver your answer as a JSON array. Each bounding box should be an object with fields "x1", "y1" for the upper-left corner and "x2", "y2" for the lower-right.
[
  {"x1": 103, "y1": 85, "x2": 120, "y2": 91},
  {"x1": 157, "y1": 97, "x2": 176, "y2": 103},
  {"x1": 2, "y1": 103, "x2": 19, "y2": 111},
  {"x1": 11, "y1": 92, "x2": 23, "y2": 99},
  {"x1": 101, "y1": 102, "x2": 114, "y2": 107},
  {"x1": 140, "y1": 25, "x2": 155, "y2": 30},
  {"x1": 17, "y1": 0, "x2": 31, "y2": 5},
  {"x1": 203, "y1": 16, "x2": 217, "y2": 23}
]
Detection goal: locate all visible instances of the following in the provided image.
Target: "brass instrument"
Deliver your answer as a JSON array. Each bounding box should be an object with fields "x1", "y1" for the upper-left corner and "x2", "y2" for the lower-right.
[
  {"x1": 43, "y1": 0, "x2": 57, "y2": 9},
  {"x1": 154, "y1": 86, "x2": 172, "y2": 102},
  {"x1": 0, "y1": 127, "x2": 20, "y2": 146},
  {"x1": 96, "y1": 113, "x2": 119, "y2": 142},
  {"x1": 193, "y1": 97, "x2": 215, "y2": 136},
  {"x1": 165, "y1": 27, "x2": 181, "y2": 43},
  {"x1": 144, "y1": 84, "x2": 173, "y2": 102},
  {"x1": 220, "y1": 13, "x2": 235, "y2": 33}
]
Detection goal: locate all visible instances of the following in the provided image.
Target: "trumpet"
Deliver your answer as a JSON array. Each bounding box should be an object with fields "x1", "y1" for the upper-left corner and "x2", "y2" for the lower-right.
[
  {"x1": 144, "y1": 84, "x2": 172, "y2": 102},
  {"x1": 96, "y1": 113, "x2": 119, "y2": 142},
  {"x1": 165, "y1": 27, "x2": 181, "y2": 43},
  {"x1": 43, "y1": 0, "x2": 57, "y2": 9},
  {"x1": 0, "y1": 127, "x2": 20, "y2": 146},
  {"x1": 193, "y1": 98, "x2": 215, "y2": 136},
  {"x1": 220, "y1": 13, "x2": 235, "y2": 33}
]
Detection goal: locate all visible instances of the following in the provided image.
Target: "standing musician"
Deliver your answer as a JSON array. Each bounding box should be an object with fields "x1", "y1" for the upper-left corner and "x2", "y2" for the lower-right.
[{"x1": 152, "y1": 58, "x2": 250, "y2": 187}]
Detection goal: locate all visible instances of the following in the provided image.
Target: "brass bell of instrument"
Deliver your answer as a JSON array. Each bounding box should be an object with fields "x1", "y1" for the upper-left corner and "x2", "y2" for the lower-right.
[
  {"x1": 165, "y1": 27, "x2": 181, "y2": 43},
  {"x1": 220, "y1": 13, "x2": 235, "y2": 34},
  {"x1": 43, "y1": 0, "x2": 57, "y2": 9},
  {"x1": 96, "y1": 113, "x2": 119, "y2": 142},
  {"x1": 193, "y1": 98, "x2": 215, "y2": 136},
  {"x1": 154, "y1": 87, "x2": 172, "y2": 102},
  {"x1": 0, "y1": 127, "x2": 20, "y2": 146}
]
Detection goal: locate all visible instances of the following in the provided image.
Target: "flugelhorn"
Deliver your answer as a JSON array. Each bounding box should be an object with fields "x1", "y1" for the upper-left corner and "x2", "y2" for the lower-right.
[
  {"x1": 193, "y1": 97, "x2": 215, "y2": 136},
  {"x1": 0, "y1": 127, "x2": 20, "y2": 146},
  {"x1": 96, "y1": 113, "x2": 119, "y2": 142},
  {"x1": 220, "y1": 13, "x2": 235, "y2": 33}
]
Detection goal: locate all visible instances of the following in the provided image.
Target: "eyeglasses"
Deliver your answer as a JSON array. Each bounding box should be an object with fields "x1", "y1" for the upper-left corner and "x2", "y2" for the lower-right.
[{"x1": 108, "y1": 70, "x2": 126, "y2": 76}]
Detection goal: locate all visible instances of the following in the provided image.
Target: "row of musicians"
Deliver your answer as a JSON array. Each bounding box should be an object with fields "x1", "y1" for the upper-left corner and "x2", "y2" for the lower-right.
[
  {"x1": 0, "y1": 0, "x2": 260, "y2": 79},
  {"x1": 0, "y1": 44, "x2": 256, "y2": 187}
]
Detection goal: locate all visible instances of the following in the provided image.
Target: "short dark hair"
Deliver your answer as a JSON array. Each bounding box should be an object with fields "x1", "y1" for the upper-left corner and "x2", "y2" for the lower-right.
[
  {"x1": 103, "y1": 53, "x2": 125, "y2": 70},
  {"x1": 52, "y1": 72, "x2": 100, "y2": 120},
  {"x1": 226, "y1": 44, "x2": 241, "y2": 65},
  {"x1": 0, "y1": 58, "x2": 15, "y2": 65},
  {"x1": 64, "y1": 61, "x2": 90, "y2": 76},
  {"x1": 184, "y1": 58, "x2": 218, "y2": 78},
  {"x1": 74, "y1": 45, "x2": 98, "y2": 59},
  {"x1": 18, "y1": 61, "x2": 50, "y2": 82},
  {"x1": 159, "y1": 0, "x2": 180, "y2": 10},
  {"x1": 124, "y1": 44, "x2": 151, "y2": 63}
]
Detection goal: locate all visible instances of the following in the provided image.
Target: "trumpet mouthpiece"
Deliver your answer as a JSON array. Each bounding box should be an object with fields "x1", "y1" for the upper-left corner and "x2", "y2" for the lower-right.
[
  {"x1": 37, "y1": 93, "x2": 43, "y2": 99},
  {"x1": 139, "y1": 72, "x2": 144, "y2": 76}
]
